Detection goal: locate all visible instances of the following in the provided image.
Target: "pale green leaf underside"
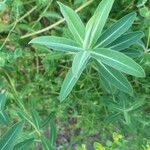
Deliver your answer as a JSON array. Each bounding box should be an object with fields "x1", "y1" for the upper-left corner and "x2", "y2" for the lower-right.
[
  {"x1": 60, "y1": 66, "x2": 85, "y2": 102},
  {"x1": 91, "y1": 48, "x2": 145, "y2": 77},
  {"x1": 60, "y1": 51, "x2": 90, "y2": 101},
  {"x1": 58, "y1": 2, "x2": 85, "y2": 45},
  {"x1": 83, "y1": 16, "x2": 95, "y2": 49},
  {"x1": 72, "y1": 51, "x2": 90, "y2": 77},
  {"x1": 95, "y1": 12, "x2": 136, "y2": 48},
  {"x1": 29, "y1": 36, "x2": 83, "y2": 52},
  {"x1": 96, "y1": 61, "x2": 133, "y2": 94},
  {"x1": 107, "y1": 31, "x2": 144, "y2": 51},
  {"x1": 86, "y1": 0, "x2": 115, "y2": 47},
  {"x1": 0, "y1": 122, "x2": 23, "y2": 150},
  {"x1": 60, "y1": 69, "x2": 78, "y2": 101}
]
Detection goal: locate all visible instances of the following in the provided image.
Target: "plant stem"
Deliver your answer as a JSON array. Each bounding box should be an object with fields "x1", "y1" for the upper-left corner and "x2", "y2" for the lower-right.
[
  {"x1": 3, "y1": 71, "x2": 41, "y2": 136},
  {"x1": 0, "y1": 6, "x2": 37, "y2": 50},
  {"x1": 32, "y1": 1, "x2": 52, "y2": 28},
  {"x1": 21, "y1": 0, "x2": 94, "y2": 39}
]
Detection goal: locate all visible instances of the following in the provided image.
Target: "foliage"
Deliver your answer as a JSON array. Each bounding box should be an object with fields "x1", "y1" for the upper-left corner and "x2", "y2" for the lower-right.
[
  {"x1": 0, "y1": 0, "x2": 150, "y2": 149},
  {"x1": 30, "y1": 0, "x2": 145, "y2": 101}
]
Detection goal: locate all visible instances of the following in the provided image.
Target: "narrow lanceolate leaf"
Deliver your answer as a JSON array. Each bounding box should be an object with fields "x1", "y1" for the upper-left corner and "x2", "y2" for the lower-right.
[
  {"x1": 58, "y1": 2, "x2": 85, "y2": 44},
  {"x1": 41, "y1": 137, "x2": 54, "y2": 150},
  {"x1": 0, "y1": 93, "x2": 7, "y2": 110},
  {"x1": 95, "y1": 12, "x2": 137, "y2": 48},
  {"x1": 13, "y1": 138, "x2": 34, "y2": 150},
  {"x1": 86, "y1": 0, "x2": 115, "y2": 47},
  {"x1": 100, "y1": 75, "x2": 116, "y2": 94},
  {"x1": 83, "y1": 16, "x2": 95, "y2": 49},
  {"x1": 31, "y1": 109, "x2": 41, "y2": 129},
  {"x1": 17, "y1": 109, "x2": 34, "y2": 127},
  {"x1": 122, "y1": 48, "x2": 142, "y2": 58},
  {"x1": 95, "y1": 61, "x2": 133, "y2": 94},
  {"x1": 0, "y1": 122, "x2": 23, "y2": 150},
  {"x1": 91, "y1": 48, "x2": 145, "y2": 77},
  {"x1": 0, "y1": 111, "x2": 9, "y2": 125},
  {"x1": 72, "y1": 51, "x2": 90, "y2": 77},
  {"x1": 29, "y1": 36, "x2": 83, "y2": 52},
  {"x1": 107, "y1": 31, "x2": 144, "y2": 51},
  {"x1": 50, "y1": 120, "x2": 57, "y2": 147},
  {"x1": 41, "y1": 112, "x2": 55, "y2": 128},
  {"x1": 60, "y1": 67, "x2": 84, "y2": 101}
]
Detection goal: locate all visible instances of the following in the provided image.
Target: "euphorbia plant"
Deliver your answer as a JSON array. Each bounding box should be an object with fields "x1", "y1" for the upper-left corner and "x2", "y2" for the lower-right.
[{"x1": 30, "y1": 0, "x2": 145, "y2": 101}]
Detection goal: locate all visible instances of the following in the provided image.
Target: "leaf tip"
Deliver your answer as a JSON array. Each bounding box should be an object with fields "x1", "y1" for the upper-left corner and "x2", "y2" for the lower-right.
[
  {"x1": 28, "y1": 38, "x2": 36, "y2": 44},
  {"x1": 58, "y1": 95, "x2": 65, "y2": 103},
  {"x1": 57, "y1": 1, "x2": 63, "y2": 8}
]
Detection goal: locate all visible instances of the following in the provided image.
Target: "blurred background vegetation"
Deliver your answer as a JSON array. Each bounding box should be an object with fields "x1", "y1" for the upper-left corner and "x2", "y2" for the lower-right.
[{"x1": 0, "y1": 0, "x2": 150, "y2": 149}]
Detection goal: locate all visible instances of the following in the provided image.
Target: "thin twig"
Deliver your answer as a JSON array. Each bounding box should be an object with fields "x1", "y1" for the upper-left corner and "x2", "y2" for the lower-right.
[
  {"x1": 0, "y1": 6, "x2": 37, "y2": 50},
  {"x1": 21, "y1": 0, "x2": 94, "y2": 39}
]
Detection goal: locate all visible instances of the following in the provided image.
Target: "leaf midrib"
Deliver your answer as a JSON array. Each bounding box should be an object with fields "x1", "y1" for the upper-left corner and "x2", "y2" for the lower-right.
[
  {"x1": 109, "y1": 33, "x2": 142, "y2": 49},
  {"x1": 90, "y1": 0, "x2": 109, "y2": 46},
  {"x1": 95, "y1": 15, "x2": 134, "y2": 48},
  {"x1": 99, "y1": 62, "x2": 130, "y2": 90},
  {"x1": 92, "y1": 51, "x2": 140, "y2": 75}
]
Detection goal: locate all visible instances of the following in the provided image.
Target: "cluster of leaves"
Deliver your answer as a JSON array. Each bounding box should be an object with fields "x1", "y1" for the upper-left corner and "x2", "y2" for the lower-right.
[
  {"x1": 0, "y1": 0, "x2": 150, "y2": 149},
  {"x1": 30, "y1": 0, "x2": 145, "y2": 101}
]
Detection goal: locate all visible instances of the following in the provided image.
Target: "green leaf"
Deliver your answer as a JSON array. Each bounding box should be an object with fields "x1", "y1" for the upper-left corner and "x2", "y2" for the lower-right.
[
  {"x1": 60, "y1": 68, "x2": 82, "y2": 102},
  {"x1": 96, "y1": 62, "x2": 133, "y2": 94},
  {"x1": 95, "y1": 12, "x2": 137, "y2": 48},
  {"x1": 100, "y1": 75, "x2": 116, "y2": 94},
  {"x1": 17, "y1": 109, "x2": 34, "y2": 127},
  {"x1": 13, "y1": 138, "x2": 34, "y2": 150},
  {"x1": 72, "y1": 51, "x2": 90, "y2": 77},
  {"x1": 122, "y1": 48, "x2": 142, "y2": 58},
  {"x1": 0, "y1": 122, "x2": 23, "y2": 150},
  {"x1": 83, "y1": 15, "x2": 95, "y2": 49},
  {"x1": 31, "y1": 109, "x2": 41, "y2": 129},
  {"x1": 0, "y1": 93, "x2": 7, "y2": 110},
  {"x1": 29, "y1": 36, "x2": 83, "y2": 52},
  {"x1": 85, "y1": 0, "x2": 115, "y2": 47},
  {"x1": 60, "y1": 51, "x2": 89, "y2": 101},
  {"x1": 107, "y1": 31, "x2": 144, "y2": 51},
  {"x1": 0, "y1": 111, "x2": 9, "y2": 125},
  {"x1": 41, "y1": 137, "x2": 54, "y2": 150},
  {"x1": 0, "y1": 55, "x2": 5, "y2": 67},
  {"x1": 91, "y1": 48, "x2": 145, "y2": 77},
  {"x1": 50, "y1": 120, "x2": 57, "y2": 147},
  {"x1": 57, "y1": 2, "x2": 85, "y2": 44},
  {"x1": 105, "y1": 112, "x2": 121, "y2": 122},
  {"x1": 0, "y1": 2, "x2": 6, "y2": 12},
  {"x1": 94, "y1": 142, "x2": 105, "y2": 150},
  {"x1": 41, "y1": 112, "x2": 55, "y2": 128}
]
